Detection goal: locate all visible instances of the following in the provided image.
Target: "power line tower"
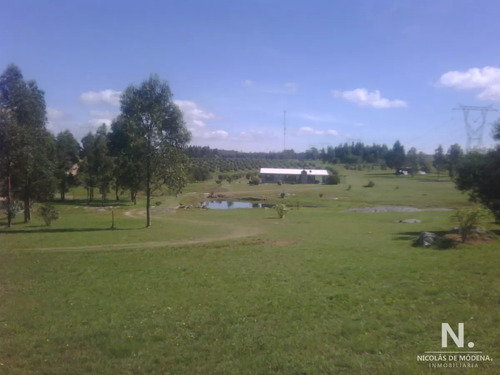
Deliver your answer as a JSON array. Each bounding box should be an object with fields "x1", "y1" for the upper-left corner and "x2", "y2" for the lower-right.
[{"x1": 454, "y1": 105, "x2": 497, "y2": 152}]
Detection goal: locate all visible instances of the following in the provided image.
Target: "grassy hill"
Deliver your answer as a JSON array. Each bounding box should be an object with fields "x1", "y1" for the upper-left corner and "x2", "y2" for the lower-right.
[{"x1": 1, "y1": 169, "x2": 499, "y2": 374}]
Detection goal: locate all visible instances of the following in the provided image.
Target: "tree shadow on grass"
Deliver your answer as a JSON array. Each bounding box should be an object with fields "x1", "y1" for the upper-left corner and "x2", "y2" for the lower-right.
[
  {"x1": 0, "y1": 227, "x2": 141, "y2": 234},
  {"x1": 51, "y1": 199, "x2": 132, "y2": 207}
]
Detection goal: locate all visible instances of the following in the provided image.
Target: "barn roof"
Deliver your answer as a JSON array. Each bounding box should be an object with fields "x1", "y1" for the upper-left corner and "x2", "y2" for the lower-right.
[{"x1": 260, "y1": 168, "x2": 329, "y2": 176}]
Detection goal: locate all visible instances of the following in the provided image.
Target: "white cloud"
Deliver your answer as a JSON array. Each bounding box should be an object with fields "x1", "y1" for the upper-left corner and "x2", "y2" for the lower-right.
[
  {"x1": 437, "y1": 66, "x2": 500, "y2": 101},
  {"x1": 80, "y1": 89, "x2": 122, "y2": 107},
  {"x1": 298, "y1": 126, "x2": 339, "y2": 136},
  {"x1": 199, "y1": 130, "x2": 229, "y2": 140},
  {"x1": 88, "y1": 118, "x2": 113, "y2": 128},
  {"x1": 87, "y1": 109, "x2": 118, "y2": 130},
  {"x1": 238, "y1": 130, "x2": 276, "y2": 141},
  {"x1": 174, "y1": 100, "x2": 228, "y2": 141},
  {"x1": 46, "y1": 107, "x2": 73, "y2": 132},
  {"x1": 90, "y1": 110, "x2": 118, "y2": 119},
  {"x1": 47, "y1": 107, "x2": 68, "y2": 122},
  {"x1": 297, "y1": 113, "x2": 337, "y2": 123},
  {"x1": 175, "y1": 100, "x2": 215, "y2": 129},
  {"x1": 244, "y1": 79, "x2": 254, "y2": 87},
  {"x1": 332, "y1": 88, "x2": 408, "y2": 108}
]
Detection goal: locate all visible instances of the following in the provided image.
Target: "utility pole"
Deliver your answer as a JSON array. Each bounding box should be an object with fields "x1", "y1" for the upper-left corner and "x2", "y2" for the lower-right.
[{"x1": 454, "y1": 105, "x2": 497, "y2": 152}]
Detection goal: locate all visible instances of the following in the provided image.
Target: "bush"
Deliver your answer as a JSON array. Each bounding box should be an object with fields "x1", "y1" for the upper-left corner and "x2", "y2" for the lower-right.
[
  {"x1": 325, "y1": 174, "x2": 340, "y2": 185},
  {"x1": 274, "y1": 203, "x2": 288, "y2": 219},
  {"x1": 452, "y1": 206, "x2": 489, "y2": 243},
  {"x1": 4, "y1": 200, "x2": 23, "y2": 222},
  {"x1": 364, "y1": 180, "x2": 375, "y2": 188},
  {"x1": 249, "y1": 176, "x2": 261, "y2": 185},
  {"x1": 37, "y1": 203, "x2": 59, "y2": 226},
  {"x1": 435, "y1": 237, "x2": 457, "y2": 250},
  {"x1": 280, "y1": 192, "x2": 286, "y2": 199}
]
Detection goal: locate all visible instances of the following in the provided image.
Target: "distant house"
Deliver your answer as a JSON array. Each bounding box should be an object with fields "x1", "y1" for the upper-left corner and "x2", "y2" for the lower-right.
[{"x1": 260, "y1": 168, "x2": 329, "y2": 184}]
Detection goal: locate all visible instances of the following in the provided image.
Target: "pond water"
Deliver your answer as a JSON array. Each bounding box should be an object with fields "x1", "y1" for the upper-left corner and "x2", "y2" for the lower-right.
[{"x1": 203, "y1": 201, "x2": 271, "y2": 210}]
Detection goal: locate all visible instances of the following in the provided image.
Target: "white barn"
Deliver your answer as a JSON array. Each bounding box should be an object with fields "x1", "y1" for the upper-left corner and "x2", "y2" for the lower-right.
[{"x1": 260, "y1": 168, "x2": 329, "y2": 184}]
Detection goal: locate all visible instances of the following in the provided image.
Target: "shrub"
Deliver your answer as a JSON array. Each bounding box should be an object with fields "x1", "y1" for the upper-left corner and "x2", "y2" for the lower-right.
[
  {"x1": 249, "y1": 176, "x2": 261, "y2": 185},
  {"x1": 325, "y1": 174, "x2": 340, "y2": 185},
  {"x1": 436, "y1": 237, "x2": 457, "y2": 250},
  {"x1": 37, "y1": 203, "x2": 59, "y2": 226},
  {"x1": 452, "y1": 206, "x2": 489, "y2": 243},
  {"x1": 280, "y1": 192, "x2": 286, "y2": 199},
  {"x1": 364, "y1": 180, "x2": 375, "y2": 188},
  {"x1": 4, "y1": 200, "x2": 23, "y2": 222},
  {"x1": 274, "y1": 203, "x2": 288, "y2": 219}
]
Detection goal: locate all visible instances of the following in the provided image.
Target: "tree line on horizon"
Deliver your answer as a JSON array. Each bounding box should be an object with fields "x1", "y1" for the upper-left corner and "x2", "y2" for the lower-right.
[{"x1": 2, "y1": 63, "x2": 500, "y2": 226}]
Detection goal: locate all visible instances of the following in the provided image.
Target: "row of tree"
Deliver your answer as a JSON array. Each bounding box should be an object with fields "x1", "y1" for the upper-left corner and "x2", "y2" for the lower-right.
[
  {"x1": 0, "y1": 64, "x2": 191, "y2": 227},
  {"x1": 2, "y1": 63, "x2": 500, "y2": 225}
]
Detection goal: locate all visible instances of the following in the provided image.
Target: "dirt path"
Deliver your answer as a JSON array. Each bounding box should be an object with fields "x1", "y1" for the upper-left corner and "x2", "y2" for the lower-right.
[
  {"x1": 29, "y1": 226, "x2": 263, "y2": 252},
  {"x1": 15, "y1": 206, "x2": 267, "y2": 252}
]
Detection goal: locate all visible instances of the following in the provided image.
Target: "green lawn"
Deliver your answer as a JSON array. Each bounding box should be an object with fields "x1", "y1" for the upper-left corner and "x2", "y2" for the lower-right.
[{"x1": 1, "y1": 170, "x2": 499, "y2": 374}]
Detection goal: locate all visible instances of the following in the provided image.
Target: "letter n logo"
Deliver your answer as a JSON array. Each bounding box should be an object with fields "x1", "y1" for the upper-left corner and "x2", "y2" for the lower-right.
[{"x1": 442, "y1": 323, "x2": 464, "y2": 348}]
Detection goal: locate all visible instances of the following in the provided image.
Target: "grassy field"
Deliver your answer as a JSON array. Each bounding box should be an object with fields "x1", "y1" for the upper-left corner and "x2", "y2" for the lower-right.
[{"x1": 1, "y1": 169, "x2": 499, "y2": 374}]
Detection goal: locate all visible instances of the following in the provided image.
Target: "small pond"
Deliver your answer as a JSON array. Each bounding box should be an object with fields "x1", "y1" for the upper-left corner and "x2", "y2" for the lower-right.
[{"x1": 203, "y1": 201, "x2": 272, "y2": 210}]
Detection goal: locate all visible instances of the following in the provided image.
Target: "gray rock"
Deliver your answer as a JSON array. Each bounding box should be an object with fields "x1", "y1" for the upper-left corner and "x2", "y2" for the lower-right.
[
  {"x1": 397, "y1": 219, "x2": 422, "y2": 224},
  {"x1": 417, "y1": 232, "x2": 440, "y2": 248}
]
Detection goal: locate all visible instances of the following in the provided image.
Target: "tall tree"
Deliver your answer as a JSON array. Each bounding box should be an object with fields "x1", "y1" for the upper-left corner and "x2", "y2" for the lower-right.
[
  {"x1": 454, "y1": 148, "x2": 500, "y2": 221},
  {"x1": 446, "y1": 143, "x2": 464, "y2": 179},
  {"x1": 80, "y1": 131, "x2": 98, "y2": 202},
  {"x1": 79, "y1": 125, "x2": 114, "y2": 205},
  {"x1": 108, "y1": 117, "x2": 145, "y2": 204},
  {"x1": 385, "y1": 140, "x2": 406, "y2": 171},
  {"x1": 118, "y1": 74, "x2": 191, "y2": 227},
  {"x1": 93, "y1": 125, "x2": 114, "y2": 206},
  {"x1": 406, "y1": 147, "x2": 419, "y2": 176},
  {"x1": 492, "y1": 118, "x2": 500, "y2": 141},
  {"x1": 0, "y1": 64, "x2": 55, "y2": 224},
  {"x1": 55, "y1": 130, "x2": 80, "y2": 200},
  {"x1": 433, "y1": 145, "x2": 447, "y2": 179}
]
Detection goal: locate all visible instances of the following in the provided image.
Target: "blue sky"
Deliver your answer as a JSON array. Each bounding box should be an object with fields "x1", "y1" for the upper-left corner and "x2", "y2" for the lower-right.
[{"x1": 2, "y1": 0, "x2": 500, "y2": 153}]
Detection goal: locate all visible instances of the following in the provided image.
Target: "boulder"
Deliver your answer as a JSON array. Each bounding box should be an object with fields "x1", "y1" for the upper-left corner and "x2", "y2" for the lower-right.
[
  {"x1": 417, "y1": 232, "x2": 440, "y2": 248},
  {"x1": 397, "y1": 219, "x2": 422, "y2": 224}
]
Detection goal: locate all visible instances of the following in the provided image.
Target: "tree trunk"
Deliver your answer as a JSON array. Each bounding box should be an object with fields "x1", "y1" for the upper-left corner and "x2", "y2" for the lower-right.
[
  {"x1": 61, "y1": 190, "x2": 66, "y2": 201},
  {"x1": 24, "y1": 196, "x2": 30, "y2": 223},
  {"x1": 146, "y1": 133, "x2": 152, "y2": 228},
  {"x1": 115, "y1": 185, "x2": 119, "y2": 201},
  {"x1": 7, "y1": 174, "x2": 12, "y2": 228}
]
